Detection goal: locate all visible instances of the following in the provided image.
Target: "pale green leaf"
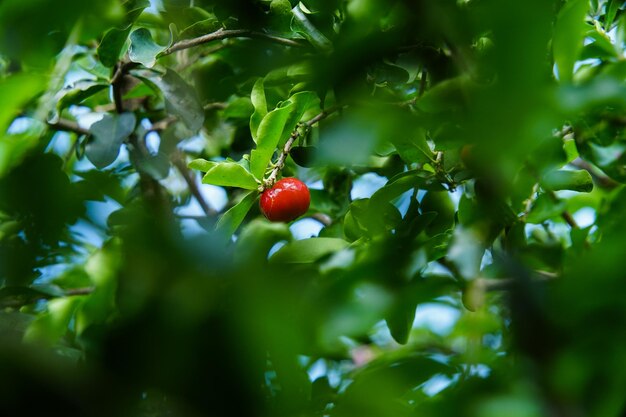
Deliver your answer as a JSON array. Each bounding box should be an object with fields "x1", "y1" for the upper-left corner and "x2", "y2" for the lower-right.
[
  {"x1": 202, "y1": 161, "x2": 259, "y2": 189},
  {"x1": 129, "y1": 28, "x2": 166, "y2": 68},
  {"x1": 250, "y1": 78, "x2": 267, "y2": 142},
  {"x1": 542, "y1": 169, "x2": 593, "y2": 192},
  {"x1": 269, "y1": 238, "x2": 349, "y2": 264},
  {"x1": 189, "y1": 158, "x2": 217, "y2": 172}
]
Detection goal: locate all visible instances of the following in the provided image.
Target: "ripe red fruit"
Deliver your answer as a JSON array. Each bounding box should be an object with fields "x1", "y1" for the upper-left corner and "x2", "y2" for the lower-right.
[{"x1": 260, "y1": 178, "x2": 311, "y2": 222}]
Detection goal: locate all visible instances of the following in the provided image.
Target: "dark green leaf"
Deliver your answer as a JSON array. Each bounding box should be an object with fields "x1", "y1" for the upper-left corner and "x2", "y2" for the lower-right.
[
  {"x1": 56, "y1": 80, "x2": 108, "y2": 112},
  {"x1": 391, "y1": 128, "x2": 433, "y2": 164},
  {"x1": 98, "y1": 26, "x2": 133, "y2": 67},
  {"x1": 86, "y1": 113, "x2": 136, "y2": 169},
  {"x1": 291, "y1": 6, "x2": 332, "y2": 51},
  {"x1": 137, "y1": 68, "x2": 205, "y2": 131},
  {"x1": 605, "y1": 0, "x2": 621, "y2": 29},
  {"x1": 290, "y1": 146, "x2": 319, "y2": 167}
]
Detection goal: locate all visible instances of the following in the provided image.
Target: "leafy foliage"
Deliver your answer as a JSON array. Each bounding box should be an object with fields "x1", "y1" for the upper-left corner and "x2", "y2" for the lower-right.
[{"x1": 1, "y1": 1, "x2": 626, "y2": 416}]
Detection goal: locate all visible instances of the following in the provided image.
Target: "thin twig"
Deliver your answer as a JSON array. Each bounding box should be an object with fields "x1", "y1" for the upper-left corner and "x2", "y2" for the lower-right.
[
  {"x1": 418, "y1": 68, "x2": 428, "y2": 97},
  {"x1": 0, "y1": 287, "x2": 95, "y2": 309},
  {"x1": 47, "y1": 118, "x2": 90, "y2": 136},
  {"x1": 64, "y1": 287, "x2": 97, "y2": 296},
  {"x1": 113, "y1": 61, "x2": 171, "y2": 216},
  {"x1": 161, "y1": 28, "x2": 304, "y2": 57},
  {"x1": 546, "y1": 190, "x2": 578, "y2": 229},
  {"x1": 570, "y1": 158, "x2": 619, "y2": 190},
  {"x1": 172, "y1": 152, "x2": 215, "y2": 217},
  {"x1": 203, "y1": 102, "x2": 228, "y2": 111},
  {"x1": 310, "y1": 213, "x2": 332, "y2": 227},
  {"x1": 112, "y1": 62, "x2": 125, "y2": 114},
  {"x1": 147, "y1": 115, "x2": 178, "y2": 132},
  {"x1": 476, "y1": 271, "x2": 558, "y2": 292}
]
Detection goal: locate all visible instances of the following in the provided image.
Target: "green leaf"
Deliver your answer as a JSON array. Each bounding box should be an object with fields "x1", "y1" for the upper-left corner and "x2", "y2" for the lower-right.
[
  {"x1": 563, "y1": 138, "x2": 579, "y2": 162},
  {"x1": 98, "y1": 26, "x2": 133, "y2": 67},
  {"x1": 250, "y1": 103, "x2": 294, "y2": 179},
  {"x1": 23, "y1": 297, "x2": 82, "y2": 346},
  {"x1": 605, "y1": 0, "x2": 621, "y2": 29},
  {"x1": 189, "y1": 158, "x2": 217, "y2": 172},
  {"x1": 369, "y1": 170, "x2": 444, "y2": 214},
  {"x1": 136, "y1": 68, "x2": 205, "y2": 131},
  {"x1": 215, "y1": 191, "x2": 259, "y2": 237},
  {"x1": 129, "y1": 28, "x2": 166, "y2": 68},
  {"x1": 234, "y1": 219, "x2": 291, "y2": 263},
  {"x1": 290, "y1": 146, "x2": 319, "y2": 167},
  {"x1": 447, "y1": 226, "x2": 484, "y2": 280},
  {"x1": 527, "y1": 194, "x2": 567, "y2": 224},
  {"x1": 86, "y1": 112, "x2": 136, "y2": 169},
  {"x1": 0, "y1": 120, "x2": 45, "y2": 178},
  {"x1": 350, "y1": 198, "x2": 402, "y2": 237},
  {"x1": 291, "y1": 6, "x2": 333, "y2": 51},
  {"x1": 385, "y1": 298, "x2": 417, "y2": 345},
  {"x1": 0, "y1": 73, "x2": 47, "y2": 136},
  {"x1": 553, "y1": 0, "x2": 589, "y2": 83},
  {"x1": 269, "y1": 238, "x2": 349, "y2": 264},
  {"x1": 391, "y1": 128, "x2": 433, "y2": 164},
  {"x1": 76, "y1": 240, "x2": 122, "y2": 333},
  {"x1": 0, "y1": 311, "x2": 34, "y2": 343},
  {"x1": 415, "y1": 76, "x2": 470, "y2": 114},
  {"x1": 250, "y1": 78, "x2": 267, "y2": 142},
  {"x1": 202, "y1": 161, "x2": 259, "y2": 189},
  {"x1": 542, "y1": 169, "x2": 593, "y2": 192},
  {"x1": 56, "y1": 80, "x2": 108, "y2": 113},
  {"x1": 223, "y1": 97, "x2": 254, "y2": 119},
  {"x1": 135, "y1": 152, "x2": 170, "y2": 180}
]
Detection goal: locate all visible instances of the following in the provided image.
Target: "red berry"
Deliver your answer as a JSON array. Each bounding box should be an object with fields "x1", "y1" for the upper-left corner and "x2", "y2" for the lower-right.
[{"x1": 260, "y1": 178, "x2": 311, "y2": 222}]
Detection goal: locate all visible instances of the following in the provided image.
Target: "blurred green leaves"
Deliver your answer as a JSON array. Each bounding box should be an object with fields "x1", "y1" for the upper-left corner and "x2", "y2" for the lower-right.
[
  {"x1": 3, "y1": 0, "x2": 626, "y2": 416},
  {"x1": 553, "y1": 0, "x2": 589, "y2": 83}
]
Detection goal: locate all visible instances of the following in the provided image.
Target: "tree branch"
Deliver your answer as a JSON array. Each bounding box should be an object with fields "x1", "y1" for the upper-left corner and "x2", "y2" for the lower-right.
[
  {"x1": 47, "y1": 118, "x2": 90, "y2": 136},
  {"x1": 161, "y1": 28, "x2": 304, "y2": 57},
  {"x1": 171, "y1": 152, "x2": 216, "y2": 217},
  {"x1": 570, "y1": 157, "x2": 619, "y2": 190},
  {"x1": 476, "y1": 271, "x2": 558, "y2": 292},
  {"x1": 0, "y1": 287, "x2": 95, "y2": 309}
]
